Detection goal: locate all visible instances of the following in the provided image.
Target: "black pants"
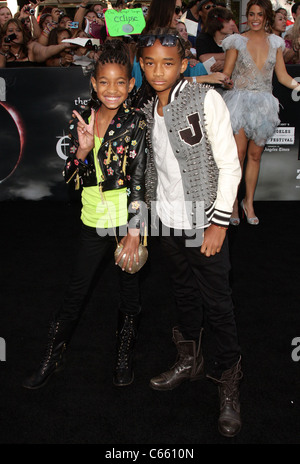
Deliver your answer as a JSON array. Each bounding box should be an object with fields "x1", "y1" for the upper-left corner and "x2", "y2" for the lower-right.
[
  {"x1": 159, "y1": 230, "x2": 240, "y2": 374},
  {"x1": 56, "y1": 224, "x2": 140, "y2": 323}
]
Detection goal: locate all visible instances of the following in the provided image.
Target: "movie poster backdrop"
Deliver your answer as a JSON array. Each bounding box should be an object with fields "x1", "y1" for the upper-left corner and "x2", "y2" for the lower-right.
[{"x1": 0, "y1": 66, "x2": 299, "y2": 202}]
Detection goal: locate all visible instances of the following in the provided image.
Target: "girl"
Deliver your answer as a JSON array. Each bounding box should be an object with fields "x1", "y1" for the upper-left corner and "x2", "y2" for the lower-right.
[
  {"x1": 138, "y1": 27, "x2": 242, "y2": 437},
  {"x1": 23, "y1": 40, "x2": 147, "y2": 390},
  {"x1": 222, "y1": 0, "x2": 300, "y2": 225},
  {"x1": 143, "y1": 0, "x2": 185, "y2": 33},
  {"x1": 0, "y1": 5, "x2": 12, "y2": 29}
]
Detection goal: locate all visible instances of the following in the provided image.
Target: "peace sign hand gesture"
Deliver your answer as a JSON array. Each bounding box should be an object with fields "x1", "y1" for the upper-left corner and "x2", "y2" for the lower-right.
[{"x1": 72, "y1": 109, "x2": 95, "y2": 160}]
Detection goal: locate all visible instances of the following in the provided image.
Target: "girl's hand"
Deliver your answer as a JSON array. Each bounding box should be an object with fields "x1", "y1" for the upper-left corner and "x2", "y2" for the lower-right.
[
  {"x1": 72, "y1": 109, "x2": 95, "y2": 154},
  {"x1": 204, "y1": 72, "x2": 227, "y2": 84},
  {"x1": 115, "y1": 229, "x2": 140, "y2": 272}
]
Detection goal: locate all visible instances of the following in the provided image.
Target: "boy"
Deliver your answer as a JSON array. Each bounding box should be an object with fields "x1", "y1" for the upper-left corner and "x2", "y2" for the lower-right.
[{"x1": 138, "y1": 27, "x2": 242, "y2": 437}]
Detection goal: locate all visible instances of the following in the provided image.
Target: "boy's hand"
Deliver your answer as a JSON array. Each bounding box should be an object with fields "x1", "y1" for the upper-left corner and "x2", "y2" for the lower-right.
[{"x1": 200, "y1": 224, "x2": 227, "y2": 257}]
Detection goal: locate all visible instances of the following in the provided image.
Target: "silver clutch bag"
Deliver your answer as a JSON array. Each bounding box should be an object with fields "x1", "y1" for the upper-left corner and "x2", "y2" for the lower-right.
[{"x1": 114, "y1": 243, "x2": 148, "y2": 274}]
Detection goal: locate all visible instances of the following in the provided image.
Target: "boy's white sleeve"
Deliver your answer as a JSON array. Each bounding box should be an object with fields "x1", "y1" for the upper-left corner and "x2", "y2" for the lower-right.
[{"x1": 204, "y1": 89, "x2": 241, "y2": 219}]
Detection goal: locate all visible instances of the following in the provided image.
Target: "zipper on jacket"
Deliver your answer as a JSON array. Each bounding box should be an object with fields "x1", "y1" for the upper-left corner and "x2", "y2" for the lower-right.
[{"x1": 97, "y1": 128, "x2": 130, "y2": 183}]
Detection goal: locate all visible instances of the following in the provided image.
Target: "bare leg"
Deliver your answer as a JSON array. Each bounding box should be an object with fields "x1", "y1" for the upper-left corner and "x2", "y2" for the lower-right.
[
  {"x1": 231, "y1": 129, "x2": 248, "y2": 222},
  {"x1": 242, "y1": 140, "x2": 264, "y2": 222}
]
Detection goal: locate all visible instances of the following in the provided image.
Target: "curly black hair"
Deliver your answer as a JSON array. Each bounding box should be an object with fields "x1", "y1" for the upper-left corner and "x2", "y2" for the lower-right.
[{"x1": 93, "y1": 39, "x2": 132, "y2": 79}]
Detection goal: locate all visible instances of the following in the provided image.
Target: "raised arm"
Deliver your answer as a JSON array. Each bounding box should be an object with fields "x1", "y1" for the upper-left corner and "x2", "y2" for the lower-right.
[{"x1": 74, "y1": 1, "x2": 89, "y2": 29}]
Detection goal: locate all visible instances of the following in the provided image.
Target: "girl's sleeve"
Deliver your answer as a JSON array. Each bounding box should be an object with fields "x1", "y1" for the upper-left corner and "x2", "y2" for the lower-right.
[
  {"x1": 126, "y1": 111, "x2": 147, "y2": 229},
  {"x1": 63, "y1": 111, "x2": 94, "y2": 188},
  {"x1": 222, "y1": 34, "x2": 245, "y2": 52},
  {"x1": 269, "y1": 33, "x2": 285, "y2": 52}
]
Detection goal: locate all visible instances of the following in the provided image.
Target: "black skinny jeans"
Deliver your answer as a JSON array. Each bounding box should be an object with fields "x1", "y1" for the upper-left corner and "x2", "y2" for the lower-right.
[
  {"x1": 57, "y1": 223, "x2": 141, "y2": 323},
  {"x1": 159, "y1": 230, "x2": 240, "y2": 374}
]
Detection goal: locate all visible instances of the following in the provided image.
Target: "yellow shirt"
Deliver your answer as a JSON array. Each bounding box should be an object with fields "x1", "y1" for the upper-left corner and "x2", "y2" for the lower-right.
[{"x1": 81, "y1": 136, "x2": 127, "y2": 229}]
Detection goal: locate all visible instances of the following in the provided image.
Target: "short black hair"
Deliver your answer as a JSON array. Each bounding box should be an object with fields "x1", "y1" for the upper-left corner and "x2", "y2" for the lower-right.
[{"x1": 204, "y1": 7, "x2": 234, "y2": 35}]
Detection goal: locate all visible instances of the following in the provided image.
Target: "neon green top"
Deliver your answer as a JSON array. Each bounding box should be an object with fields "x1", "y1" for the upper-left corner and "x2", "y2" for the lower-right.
[{"x1": 81, "y1": 135, "x2": 127, "y2": 229}]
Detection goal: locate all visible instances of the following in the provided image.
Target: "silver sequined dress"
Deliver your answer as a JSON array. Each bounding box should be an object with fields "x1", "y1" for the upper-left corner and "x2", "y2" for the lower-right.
[{"x1": 222, "y1": 33, "x2": 285, "y2": 146}]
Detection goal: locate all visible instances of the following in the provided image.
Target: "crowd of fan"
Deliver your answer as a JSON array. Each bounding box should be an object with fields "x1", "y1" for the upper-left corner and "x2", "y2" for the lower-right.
[{"x1": 0, "y1": 0, "x2": 299, "y2": 69}]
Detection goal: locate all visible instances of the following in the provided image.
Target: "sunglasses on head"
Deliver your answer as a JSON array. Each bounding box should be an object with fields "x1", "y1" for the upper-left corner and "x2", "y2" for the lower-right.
[
  {"x1": 175, "y1": 6, "x2": 185, "y2": 15},
  {"x1": 138, "y1": 33, "x2": 185, "y2": 51},
  {"x1": 204, "y1": 4, "x2": 216, "y2": 10}
]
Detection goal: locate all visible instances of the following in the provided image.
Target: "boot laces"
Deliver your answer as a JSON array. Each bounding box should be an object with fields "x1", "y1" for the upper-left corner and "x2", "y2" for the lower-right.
[
  {"x1": 219, "y1": 362, "x2": 243, "y2": 403},
  {"x1": 40, "y1": 322, "x2": 60, "y2": 373},
  {"x1": 116, "y1": 317, "x2": 134, "y2": 369}
]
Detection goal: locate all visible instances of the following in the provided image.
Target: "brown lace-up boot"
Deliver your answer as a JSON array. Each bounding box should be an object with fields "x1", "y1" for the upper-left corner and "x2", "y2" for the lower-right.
[
  {"x1": 150, "y1": 327, "x2": 204, "y2": 391},
  {"x1": 208, "y1": 357, "x2": 243, "y2": 437}
]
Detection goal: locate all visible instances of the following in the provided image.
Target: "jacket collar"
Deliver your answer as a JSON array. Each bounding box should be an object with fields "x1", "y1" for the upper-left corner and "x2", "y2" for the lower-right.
[
  {"x1": 167, "y1": 78, "x2": 188, "y2": 104},
  {"x1": 150, "y1": 77, "x2": 188, "y2": 117}
]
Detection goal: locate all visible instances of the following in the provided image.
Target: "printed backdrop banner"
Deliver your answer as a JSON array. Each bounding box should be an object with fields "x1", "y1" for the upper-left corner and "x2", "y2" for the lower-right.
[
  {"x1": 0, "y1": 65, "x2": 299, "y2": 202},
  {"x1": 255, "y1": 65, "x2": 300, "y2": 200},
  {"x1": 0, "y1": 67, "x2": 90, "y2": 202}
]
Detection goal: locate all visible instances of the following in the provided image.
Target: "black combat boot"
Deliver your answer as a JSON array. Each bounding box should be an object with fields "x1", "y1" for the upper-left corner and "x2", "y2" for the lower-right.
[
  {"x1": 208, "y1": 357, "x2": 243, "y2": 437},
  {"x1": 23, "y1": 319, "x2": 76, "y2": 389},
  {"x1": 113, "y1": 311, "x2": 139, "y2": 387},
  {"x1": 150, "y1": 327, "x2": 204, "y2": 391}
]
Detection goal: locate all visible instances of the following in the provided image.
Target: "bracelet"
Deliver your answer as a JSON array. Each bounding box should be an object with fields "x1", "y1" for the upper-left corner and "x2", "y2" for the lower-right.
[
  {"x1": 192, "y1": 76, "x2": 197, "y2": 83},
  {"x1": 79, "y1": 4, "x2": 86, "y2": 7},
  {"x1": 212, "y1": 224, "x2": 228, "y2": 230}
]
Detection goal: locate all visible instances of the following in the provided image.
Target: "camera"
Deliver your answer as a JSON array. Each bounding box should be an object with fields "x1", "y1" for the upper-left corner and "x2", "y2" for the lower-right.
[
  {"x1": 69, "y1": 21, "x2": 79, "y2": 29},
  {"x1": 25, "y1": 7, "x2": 35, "y2": 15},
  {"x1": 97, "y1": 13, "x2": 104, "y2": 19},
  {"x1": 4, "y1": 33, "x2": 17, "y2": 43}
]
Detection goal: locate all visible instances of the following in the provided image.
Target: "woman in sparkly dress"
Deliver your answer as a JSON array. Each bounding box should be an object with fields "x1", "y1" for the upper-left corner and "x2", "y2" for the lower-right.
[{"x1": 222, "y1": 0, "x2": 300, "y2": 225}]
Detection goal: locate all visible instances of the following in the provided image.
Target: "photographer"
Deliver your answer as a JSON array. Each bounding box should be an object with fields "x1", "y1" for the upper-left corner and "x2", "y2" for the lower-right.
[
  {"x1": 74, "y1": 1, "x2": 105, "y2": 36},
  {"x1": 45, "y1": 27, "x2": 74, "y2": 67},
  {"x1": 37, "y1": 13, "x2": 58, "y2": 45},
  {"x1": 0, "y1": 18, "x2": 72, "y2": 67},
  {"x1": 16, "y1": 3, "x2": 42, "y2": 40}
]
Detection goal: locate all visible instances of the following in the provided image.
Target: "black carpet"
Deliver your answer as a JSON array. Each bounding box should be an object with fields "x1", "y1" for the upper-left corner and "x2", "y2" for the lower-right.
[{"x1": 1, "y1": 199, "x2": 300, "y2": 445}]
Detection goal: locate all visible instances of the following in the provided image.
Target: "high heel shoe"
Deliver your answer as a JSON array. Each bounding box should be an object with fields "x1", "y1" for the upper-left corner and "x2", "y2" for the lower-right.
[
  {"x1": 229, "y1": 217, "x2": 240, "y2": 226},
  {"x1": 240, "y1": 200, "x2": 259, "y2": 225}
]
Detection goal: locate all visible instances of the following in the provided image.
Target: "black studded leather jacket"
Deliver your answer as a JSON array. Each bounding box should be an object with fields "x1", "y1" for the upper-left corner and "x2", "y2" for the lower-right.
[{"x1": 63, "y1": 101, "x2": 147, "y2": 228}]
